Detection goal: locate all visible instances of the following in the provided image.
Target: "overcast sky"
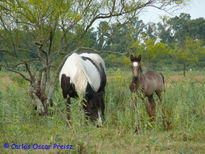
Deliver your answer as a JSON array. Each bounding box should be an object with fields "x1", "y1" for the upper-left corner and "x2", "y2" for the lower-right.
[
  {"x1": 92, "y1": 0, "x2": 205, "y2": 29},
  {"x1": 139, "y1": 0, "x2": 205, "y2": 23}
]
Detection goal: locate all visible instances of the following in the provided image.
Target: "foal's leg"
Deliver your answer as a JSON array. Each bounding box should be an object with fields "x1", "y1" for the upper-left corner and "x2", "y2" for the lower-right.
[
  {"x1": 148, "y1": 95, "x2": 156, "y2": 121},
  {"x1": 133, "y1": 95, "x2": 138, "y2": 107},
  {"x1": 131, "y1": 92, "x2": 139, "y2": 107},
  {"x1": 155, "y1": 90, "x2": 162, "y2": 102},
  {"x1": 144, "y1": 100, "x2": 152, "y2": 118}
]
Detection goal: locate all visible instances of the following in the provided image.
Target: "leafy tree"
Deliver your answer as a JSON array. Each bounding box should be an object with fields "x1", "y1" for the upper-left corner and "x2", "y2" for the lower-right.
[
  {"x1": 98, "y1": 17, "x2": 145, "y2": 54},
  {"x1": 96, "y1": 21, "x2": 111, "y2": 50},
  {"x1": 144, "y1": 38, "x2": 170, "y2": 62},
  {"x1": 77, "y1": 27, "x2": 97, "y2": 48},
  {"x1": 188, "y1": 18, "x2": 205, "y2": 44},
  {"x1": 156, "y1": 16, "x2": 175, "y2": 44},
  {"x1": 169, "y1": 36, "x2": 204, "y2": 76},
  {"x1": 127, "y1": 17, "x2": 145, "y2": 41},
  {"x1": 157, "y1": 13, "x2": 205, "y2": 45},
  {"x1": 129, "y1": 39, "x2": 145, "y2": 56},
  {"x1": 143, "y1": 22, "x2": 157, "y2": 41},
  {"x1": 104, "y1": 54, "x2": 130, "y2": 67},
  {"x1": 168, "y1": 13, "x2": 191, "y2": 43},
  {"x1": 109, "y1": 22, "x2": 131, "y2": 53},
  {"x1": 130, "y1": 37, "x2": 170, "y2": 65}
]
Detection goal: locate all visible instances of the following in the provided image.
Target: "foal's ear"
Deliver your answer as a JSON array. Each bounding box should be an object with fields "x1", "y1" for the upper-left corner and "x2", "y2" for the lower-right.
[
  {"x1": 138, "y1": 55, "x2": 141, "y2": 62},
  {"x1": 130, "y1": 55, "x2": 135, "y2": 61}
]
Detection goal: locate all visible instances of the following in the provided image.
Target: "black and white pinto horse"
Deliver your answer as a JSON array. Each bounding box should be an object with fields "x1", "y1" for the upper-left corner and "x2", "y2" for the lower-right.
[{"x1": 59, "y1": 52, "x2": 106, "y2": 126}]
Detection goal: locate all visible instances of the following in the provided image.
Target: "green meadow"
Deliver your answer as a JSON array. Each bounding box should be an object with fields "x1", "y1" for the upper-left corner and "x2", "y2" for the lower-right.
[{"x1": 0, "y1": 69, "x2": 205, "y2": 153}]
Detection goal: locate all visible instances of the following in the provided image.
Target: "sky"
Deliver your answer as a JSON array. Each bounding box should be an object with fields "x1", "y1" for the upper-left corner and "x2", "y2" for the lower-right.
[
  {"x1": 139, "y1": 0, "x2": 205, "y2": 23},
  {"x1": 92, "y1": 0, "x2": 205, "y2": 29}
]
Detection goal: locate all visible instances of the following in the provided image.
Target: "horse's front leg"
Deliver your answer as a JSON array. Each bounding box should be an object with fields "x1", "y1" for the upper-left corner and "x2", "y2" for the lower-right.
[{"x1": 101, "y1": 95, "x2": 105, "y2": 120}]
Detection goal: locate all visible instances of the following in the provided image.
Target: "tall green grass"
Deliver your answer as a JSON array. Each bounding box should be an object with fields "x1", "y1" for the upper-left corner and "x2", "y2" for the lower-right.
[{"x1": 0, "y1": 70, "x2": 205, "y2": 153}]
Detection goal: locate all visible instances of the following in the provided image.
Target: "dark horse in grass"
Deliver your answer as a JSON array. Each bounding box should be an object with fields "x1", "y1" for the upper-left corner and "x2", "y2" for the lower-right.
[{"x1": 129, "y1": 55, "x2": 165, "y2": 120}]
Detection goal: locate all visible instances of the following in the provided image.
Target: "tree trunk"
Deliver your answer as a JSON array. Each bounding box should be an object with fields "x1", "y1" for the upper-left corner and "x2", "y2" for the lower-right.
[
  {"x1": 29, "y1": 84, "x2": 48, "y2": 115},
  {"x1": 183, "y1": 63, "x2": 186, "y2": 77}
]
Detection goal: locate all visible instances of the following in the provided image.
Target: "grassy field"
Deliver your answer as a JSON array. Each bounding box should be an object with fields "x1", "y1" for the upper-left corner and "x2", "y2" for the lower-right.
[{"x1": 0, "y1": 69, "x2": 205, "y2": 153}]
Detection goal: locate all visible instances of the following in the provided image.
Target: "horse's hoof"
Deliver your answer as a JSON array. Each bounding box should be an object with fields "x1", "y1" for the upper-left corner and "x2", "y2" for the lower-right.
[{"x1": 96, "y1": 124, "x2": 103, "y2": 128}]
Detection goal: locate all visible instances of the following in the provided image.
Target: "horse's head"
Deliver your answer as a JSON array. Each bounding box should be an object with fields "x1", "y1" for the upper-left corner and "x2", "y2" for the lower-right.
[
  {"x1": 83, "y1": 91, "x2": 104, "y2": 127},
  {"x1": 130, "y1": 55, "x2": 142, "y2": 79}
]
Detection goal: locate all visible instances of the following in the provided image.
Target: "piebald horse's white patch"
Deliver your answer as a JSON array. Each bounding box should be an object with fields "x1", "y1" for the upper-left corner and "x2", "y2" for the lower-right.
[
  {"x1": 80, "y1": 53, "x2": 106, "y2": 72},
  {"x1": 59, "y1": 53, "x2": 104, "y2": 94},
  {"x1": 133, "y1": 62, "x2": 138, "y2": 67}
]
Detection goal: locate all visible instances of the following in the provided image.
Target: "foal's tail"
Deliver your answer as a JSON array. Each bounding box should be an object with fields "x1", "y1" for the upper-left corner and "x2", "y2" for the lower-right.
[
  {"x1": 159, "y1": 73, "x2": 165, "y2": 93},
  {"x1": 159, "y1": 73, "x2": 165, "y2": 84}
]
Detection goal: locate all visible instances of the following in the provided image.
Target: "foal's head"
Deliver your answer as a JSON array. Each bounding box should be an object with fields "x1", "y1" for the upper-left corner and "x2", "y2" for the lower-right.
[{"x1": 130, "y1": 55, "x2": 142, "y2": 79}]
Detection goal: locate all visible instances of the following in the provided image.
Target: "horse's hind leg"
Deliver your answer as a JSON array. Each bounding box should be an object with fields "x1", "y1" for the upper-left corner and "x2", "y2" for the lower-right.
[
  {"x1": 144, "y1": 102, "x2": 152, "y2": 118},
  {"x1": 148, "y1": 95, "x2": 156, "y2": 121},
  {"x1": 64, "y1": 96, "x2": 71, "y2": 126},
  {"x1": 155, "y1": 90, "x2": 162, "y2": 102}
]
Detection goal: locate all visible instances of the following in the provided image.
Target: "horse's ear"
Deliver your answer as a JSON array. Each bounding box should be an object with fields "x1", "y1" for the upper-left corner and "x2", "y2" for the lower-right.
[
  {"x1": 130, "y1": 55, "x2": 134, "y2": 61},
  {"x1": 138, "y1": 55, "x2": 141, "y2": 62}
]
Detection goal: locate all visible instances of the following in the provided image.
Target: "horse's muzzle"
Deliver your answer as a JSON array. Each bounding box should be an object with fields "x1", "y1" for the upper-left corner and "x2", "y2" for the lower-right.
[{"x1": 96, "y1": 110, "x2": 103, "y2": 127}]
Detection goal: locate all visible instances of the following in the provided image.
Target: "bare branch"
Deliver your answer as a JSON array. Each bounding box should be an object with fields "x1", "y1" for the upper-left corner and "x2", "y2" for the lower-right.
[
  {"x1": 0, "y1": 49, "x2": 18, "y2": 58},
  {"x1": 41, "y1": 71, "x2": 47, "y2": 93},
  {"x1": 147, "y1": 4, "x2": 173, "y2": 16},
  {"x1": 76, "y1": 47, "x2": 127, "y2": 55},
  {"x1": 38, "y1": 67, "x2": 46, "y2": 89},
  {"x1": 35, "y1": 42, "x2": 47, "y2": 56},
  {"x1": 24, "y1": 62, "x2": 35, "y2": 82},
  {"x1": 0, "y1": 64, "x2": 32, "y2": 82}
]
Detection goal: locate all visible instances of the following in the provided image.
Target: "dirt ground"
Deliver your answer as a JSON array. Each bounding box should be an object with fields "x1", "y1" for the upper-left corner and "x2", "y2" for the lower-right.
[
  {"x1": 167, "y1": 75, "x2": 204, "y2": 82},
  {"x1": 0, "y1": 75, "x2": 12, "y2": 90}
]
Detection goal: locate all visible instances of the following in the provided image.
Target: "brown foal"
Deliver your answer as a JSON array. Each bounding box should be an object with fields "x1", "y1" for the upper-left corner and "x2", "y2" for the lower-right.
[{"x1": 129, "y1": 55, "x2": 165, "y2": 120}]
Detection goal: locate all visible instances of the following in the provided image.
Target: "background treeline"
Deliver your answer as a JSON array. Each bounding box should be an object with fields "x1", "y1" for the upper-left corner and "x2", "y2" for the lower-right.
[
  {"x1": 89, "y1": 13, "x2": 205, "y2": 74},
  {"x1": 1, "y1": 13, "x2": 205, "y2": 73}
]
